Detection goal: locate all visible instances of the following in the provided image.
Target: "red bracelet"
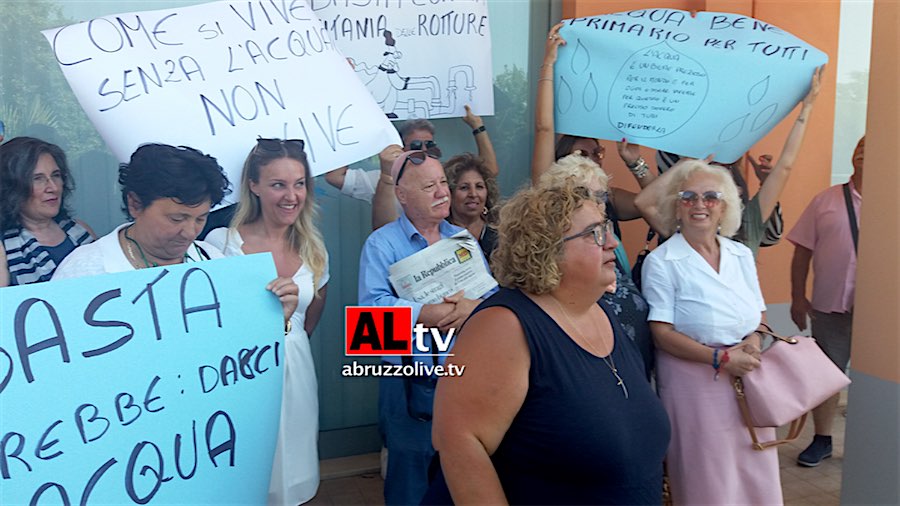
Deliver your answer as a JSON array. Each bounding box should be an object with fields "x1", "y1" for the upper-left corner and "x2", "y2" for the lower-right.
[{"x1": 714, "y1": 350, "x2": 731, "y2": 380}]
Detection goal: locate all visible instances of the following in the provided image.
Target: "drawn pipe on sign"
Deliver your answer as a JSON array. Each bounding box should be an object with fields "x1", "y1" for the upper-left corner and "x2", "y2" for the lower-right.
[
  {"x1": 50, "y1": 13, "x2": 183, "y2": 67},
  {"x1": 0, "y1": 268, "x2": 221, "y2": 395},
  {"x1": 19, "y1": 411, "x2": 236, "y2": 506}
]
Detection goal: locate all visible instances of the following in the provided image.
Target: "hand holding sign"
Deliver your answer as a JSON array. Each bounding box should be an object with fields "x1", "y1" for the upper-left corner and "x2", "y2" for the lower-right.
[{"x1": 555, "y1": 9, "x2": 828, "y2": 162}]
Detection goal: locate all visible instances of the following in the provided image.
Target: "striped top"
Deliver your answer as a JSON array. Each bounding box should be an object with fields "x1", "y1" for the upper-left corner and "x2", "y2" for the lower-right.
[{"x1": 3, "y1": 218, "x2": 93, "y2": 285}]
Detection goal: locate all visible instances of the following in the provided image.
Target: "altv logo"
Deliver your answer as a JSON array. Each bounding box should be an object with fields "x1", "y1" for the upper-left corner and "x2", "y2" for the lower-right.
[{"x1": 344, "y1": 307, "x2": 454, "y2": 356}]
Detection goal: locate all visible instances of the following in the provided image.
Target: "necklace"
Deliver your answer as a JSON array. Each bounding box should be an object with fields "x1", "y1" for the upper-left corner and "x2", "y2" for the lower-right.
[
  {"x1": 549, "y1": 295, "x2": 629, "y2": 399},
  {"x1": 123, "y1": 226, "x2": 158, "y2": 269}
]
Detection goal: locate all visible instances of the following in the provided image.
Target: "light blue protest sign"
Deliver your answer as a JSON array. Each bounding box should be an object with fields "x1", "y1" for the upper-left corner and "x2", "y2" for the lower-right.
[
  {"x1": 0, "y1": 254, "x2": 283, "y2": 505},
  {"x1": 555, "y1": 9, "x2": 827, "y2": 162}
]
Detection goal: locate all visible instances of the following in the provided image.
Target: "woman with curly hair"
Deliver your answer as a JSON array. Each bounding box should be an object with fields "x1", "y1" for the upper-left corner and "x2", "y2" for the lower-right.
[
  {"x1": 443, "y1": 153, "x2": 500, "y2": 260},
  {"x1": 0, "y1": 136, "x2": 95, "y2": 286},
  {"x1": 204, "y1": 138, "x2": 328, "y2": 506},
  {"x1": 425, "y1": 181, "x2": 670, "y2": 504}
]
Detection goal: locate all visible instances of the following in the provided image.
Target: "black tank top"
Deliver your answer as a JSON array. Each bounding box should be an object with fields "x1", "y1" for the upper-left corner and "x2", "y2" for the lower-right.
[{"x1": 485, "y1": 288, "x2": 670, "y2": 505}]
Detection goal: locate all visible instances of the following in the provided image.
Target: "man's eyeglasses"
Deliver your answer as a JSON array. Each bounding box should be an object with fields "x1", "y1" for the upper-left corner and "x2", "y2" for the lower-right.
[
  {"x1": 678, "y1": 190, "x2": 724, "y2": 207},
  {"x1": 255, "y1": 137, "x2": 305, "y2": 153},
  {"x1": 563, "y1": 220, "x2": 613, "y2": 248},
  {"x1": 396, "y1": 151, "x2": 439, "y2": 184},
  {"x1": 408, "y1": 140, "x2": 442, "y2": 158}
]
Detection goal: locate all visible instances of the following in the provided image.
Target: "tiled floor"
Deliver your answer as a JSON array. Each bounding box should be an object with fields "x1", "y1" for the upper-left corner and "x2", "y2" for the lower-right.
[{"x1": 309, "y1": 395, "x2": 847, "y2": 505}]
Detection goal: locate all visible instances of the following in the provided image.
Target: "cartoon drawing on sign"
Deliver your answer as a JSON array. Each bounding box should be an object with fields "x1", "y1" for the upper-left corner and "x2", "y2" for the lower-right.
[
  {"x1": 607, "y1": 41, "x2": 709, "y2": 139},
  {"x1": 350, "y1": 31, "x2": 478, "y2": 119}
]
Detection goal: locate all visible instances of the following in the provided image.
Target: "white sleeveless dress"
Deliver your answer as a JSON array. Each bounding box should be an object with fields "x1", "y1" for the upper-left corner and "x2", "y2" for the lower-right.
[{"x1": 205, "y1": 228, "x2": 328, "y2": 505}]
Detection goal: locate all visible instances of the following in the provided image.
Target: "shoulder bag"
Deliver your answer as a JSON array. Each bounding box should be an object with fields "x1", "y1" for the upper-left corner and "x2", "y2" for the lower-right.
[{"x1": 733, "y1": 329, "x2": 851, "y2": 450}]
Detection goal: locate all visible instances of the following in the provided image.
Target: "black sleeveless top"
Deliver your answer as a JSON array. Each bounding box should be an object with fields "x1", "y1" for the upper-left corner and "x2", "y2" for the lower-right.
[{"x1": 425, "y1": 288, "x2": 670, "y2": 505}]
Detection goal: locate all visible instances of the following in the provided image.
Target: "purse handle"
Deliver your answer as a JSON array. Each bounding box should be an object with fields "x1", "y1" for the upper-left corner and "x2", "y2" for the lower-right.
[
  {"x1": 733, "y1": 376, "x2": 808, "y2": 450},
  {"x1": 732, "y1": 327, "x2": 806, "y2": 450}
]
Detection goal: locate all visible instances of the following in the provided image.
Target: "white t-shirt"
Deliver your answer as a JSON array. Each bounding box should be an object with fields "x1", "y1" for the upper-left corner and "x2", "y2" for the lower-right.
[
  {"x1": 53, "y1": 223, "x2": 223, "y2": 279},
  {"x1": 641, "y1": 233, "x2": 765, "y2": 347}
]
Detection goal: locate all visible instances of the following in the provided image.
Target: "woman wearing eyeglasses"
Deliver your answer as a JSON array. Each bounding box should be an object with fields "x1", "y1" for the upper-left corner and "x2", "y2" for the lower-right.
[
  {"x1": 640, "y1": 159, "x2": 779, "y2": 505},
  {"x1": 204, "y1": 138, "x2": 328, "y2": 506},
  {"x1": 427, "y1": 180, "x2": 669, "y2": 505}
]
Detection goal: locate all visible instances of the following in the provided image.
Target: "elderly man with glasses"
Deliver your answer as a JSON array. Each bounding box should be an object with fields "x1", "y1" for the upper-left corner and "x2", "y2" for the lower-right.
[{"x1": 358, "y1": 150, "x2": 496, "y2": 505}]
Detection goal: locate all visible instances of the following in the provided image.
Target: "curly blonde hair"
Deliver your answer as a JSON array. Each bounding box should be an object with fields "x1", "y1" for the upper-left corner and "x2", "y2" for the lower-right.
[
  {"x1": 491, "y1": 181, "x2": 595, "y2": 294},
  {"x1": 537, "y1": 153, "x2": 609, "y2": 191},
  {"x1": 658, "y1": 159, "x2": 743, "y2": 237}
]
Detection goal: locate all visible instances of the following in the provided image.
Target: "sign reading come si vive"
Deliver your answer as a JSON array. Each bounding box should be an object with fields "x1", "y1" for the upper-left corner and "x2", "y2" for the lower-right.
[{"x1": 0, "y1": 254, "x2": 282, "y2": 505}]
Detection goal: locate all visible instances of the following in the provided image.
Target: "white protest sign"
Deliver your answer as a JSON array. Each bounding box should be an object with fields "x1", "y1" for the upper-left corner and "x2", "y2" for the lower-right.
[
  {"x1": 309, "y1": 0, "x2": 493, "y2": 120},
  {"x1": 42, "y1": 0, "x2": 401, "y2": 195},
  {"x1": 555, "y1": 9, "x2": 827, "y2": 162}
]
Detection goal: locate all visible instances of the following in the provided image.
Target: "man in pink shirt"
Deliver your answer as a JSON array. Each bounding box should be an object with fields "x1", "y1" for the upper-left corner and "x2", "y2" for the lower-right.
[{"x1": 786, "y1": 136, "x2": 864, "y2": 467}]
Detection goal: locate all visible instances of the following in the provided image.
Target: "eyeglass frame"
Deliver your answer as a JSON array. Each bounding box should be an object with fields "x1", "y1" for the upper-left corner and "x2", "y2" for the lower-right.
[
  {"x1": 677, "y1": 190, "x2": 724, "y2": 207},
  {"x1": 563, "y1": 220, "x2": 613, "y2": 248},
  {"x1": 408, "y1": 139, "x2": 442, "y2": 158},
  {"x1": 395, "y1": 150, "x2": 440, "y2": 184}
]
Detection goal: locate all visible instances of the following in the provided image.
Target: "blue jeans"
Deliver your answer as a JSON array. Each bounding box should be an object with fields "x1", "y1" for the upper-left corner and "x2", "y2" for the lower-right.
[{"x1": 379, "y1": 376, "x2": 435, "y2": 505}]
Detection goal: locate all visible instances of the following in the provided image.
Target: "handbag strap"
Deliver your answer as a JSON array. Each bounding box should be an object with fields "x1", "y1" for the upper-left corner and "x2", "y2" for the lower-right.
[
  {"x1": 843, "y1": 183, "x2": 859, "y2": 254},
  {"x1": 733, "y1": 377, "x2": 808, "y2": 450}
]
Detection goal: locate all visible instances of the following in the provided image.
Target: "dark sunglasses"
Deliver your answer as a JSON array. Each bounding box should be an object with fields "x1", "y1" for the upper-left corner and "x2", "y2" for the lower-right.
[
  {"x1": 678, "y1": 190, "x2": 724, "y2": 207},
  {"x1": 255, "y1": 137, "x2": 305, "y2": 153},
  {"x1": 408, "y1": 139, "x2": 442, "y2": 158},
  {"x1": 396, "y1": 151, "x2": 440, "y2": 184}
]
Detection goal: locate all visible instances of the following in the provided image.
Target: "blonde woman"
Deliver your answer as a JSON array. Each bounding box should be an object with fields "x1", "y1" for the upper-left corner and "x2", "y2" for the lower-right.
[{"x1": 205, "y1": 138, "x2": 328, "y2": 506}]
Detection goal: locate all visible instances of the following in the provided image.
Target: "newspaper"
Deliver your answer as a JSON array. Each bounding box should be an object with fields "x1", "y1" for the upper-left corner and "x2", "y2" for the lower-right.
[{"x1": 388, "y1": 231, "x2": 498, "y2": 304}]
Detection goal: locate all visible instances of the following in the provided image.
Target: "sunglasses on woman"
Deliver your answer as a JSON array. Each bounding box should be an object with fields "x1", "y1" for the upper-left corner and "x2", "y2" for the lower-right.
[
  {"x1": 255, "y1": 137, "x2": 305, "y2": 153},
  {"x1": 408, "y1": 139, "x2": 442, "y2": 158},
  {"x1": 677, "y1": 190, "x2": 724, "y2": 207},
  {"x1": 563, "y1": 220, "x2": 613, "y2": 248},
  {"x1": 396, "y1": 151, "x2": 440, "y2": 183}
]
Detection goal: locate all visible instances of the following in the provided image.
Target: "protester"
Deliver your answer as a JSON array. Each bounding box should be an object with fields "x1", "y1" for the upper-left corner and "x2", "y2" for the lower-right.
[
  {"x1": 0, "y1": 136, "x2": 95, "y2": 286},
  {"x1": 637, "y1": 65, "x2": 823, "y2": 255},
  {"x1": 358, "y1": 150, "x2": 495, "y2": 505},
  {"x1": 428, "y1": 181, "x2": 669, "y2": 504},
  {"x1": 52, "y1": 143, "x2": 298, "y2": 325},
  {"x1": 537, "y1": 154, "x2": 653, "y2": 377},
  {"x1": 532, "y1": 22, "x2": 658, "y2": 239},
  {"x1": 326, "y1": 109, "x2": 498, "y2": 229},
  {"x1": 641, "y1": 160, "x2": 780, "y2": 504},
  {"x1": 443, "y1": 153, "x2": 499, "y2": 260},
  {"x1": 204, "y1": 138, "x2": 328, "y2": 503},
  {"x1": 787, "y1": 136, "x2": 864, "y2": 467}
]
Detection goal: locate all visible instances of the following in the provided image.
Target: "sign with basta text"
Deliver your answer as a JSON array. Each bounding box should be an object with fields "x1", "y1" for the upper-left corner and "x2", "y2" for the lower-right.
[
  {"x1": 555, "y1": 9, "x2": 828, "y2": 162},
  {"x1": 0, "y1": 254, "x2": 283, "y2": 505},
  {"x1": 41, "y1": 0, "x2": 401, "y2": 195}
]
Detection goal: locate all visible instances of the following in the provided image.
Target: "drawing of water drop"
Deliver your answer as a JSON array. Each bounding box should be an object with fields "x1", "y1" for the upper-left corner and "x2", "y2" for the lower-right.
[
  {"x1": 751, "y1": 103, "x2": 778, "y2": 131},
  {"x1": 747, "y1": 75, "x2": 770, "y2": 106},
  {"x1": 719, "y1": 114, "x2": 749, "y2": 142},
  {"x1": 608, "y1": 42, "x2": 709, "y2": 139},
  {"x1": 570, "y1": 39, "x2": 590, "y2": 76},
  {"x1": 583, "y1": 72, "x2": 599, "y2": 111},
  {"x1": 557, "y1": 75, "x2": 573, "y2": 114}
]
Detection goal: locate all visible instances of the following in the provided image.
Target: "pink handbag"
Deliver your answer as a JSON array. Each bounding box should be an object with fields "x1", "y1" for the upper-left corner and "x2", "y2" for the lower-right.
[{"x1": 733, "y1": 331, "x2": 851, "y2": 450}]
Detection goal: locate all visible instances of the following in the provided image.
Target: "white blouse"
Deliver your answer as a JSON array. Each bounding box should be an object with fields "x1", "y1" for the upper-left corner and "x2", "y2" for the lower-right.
[{"x1": 641, "y1": 233, "x2": 765, "y2": 347}]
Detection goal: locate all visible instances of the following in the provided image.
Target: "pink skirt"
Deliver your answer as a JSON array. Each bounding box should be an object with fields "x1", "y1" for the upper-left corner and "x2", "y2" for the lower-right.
[{"x1": 657, "y1": 351, "x2": 783, "y2": 505}]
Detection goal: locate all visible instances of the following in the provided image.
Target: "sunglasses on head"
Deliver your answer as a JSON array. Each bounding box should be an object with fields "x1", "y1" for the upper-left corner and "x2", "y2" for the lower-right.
[
  {"x1": 396, "y1": 151, "x2": 440, "y2": 183},
  {"x1": 678, "y1": 190, "x2": 724, "y2": 207},
  {"x1": 255, "y1": 137, "x2": 305, "y2": 153},
  {"x1": 408, "y1": 139, "x2": 442, "y2": 158}
]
